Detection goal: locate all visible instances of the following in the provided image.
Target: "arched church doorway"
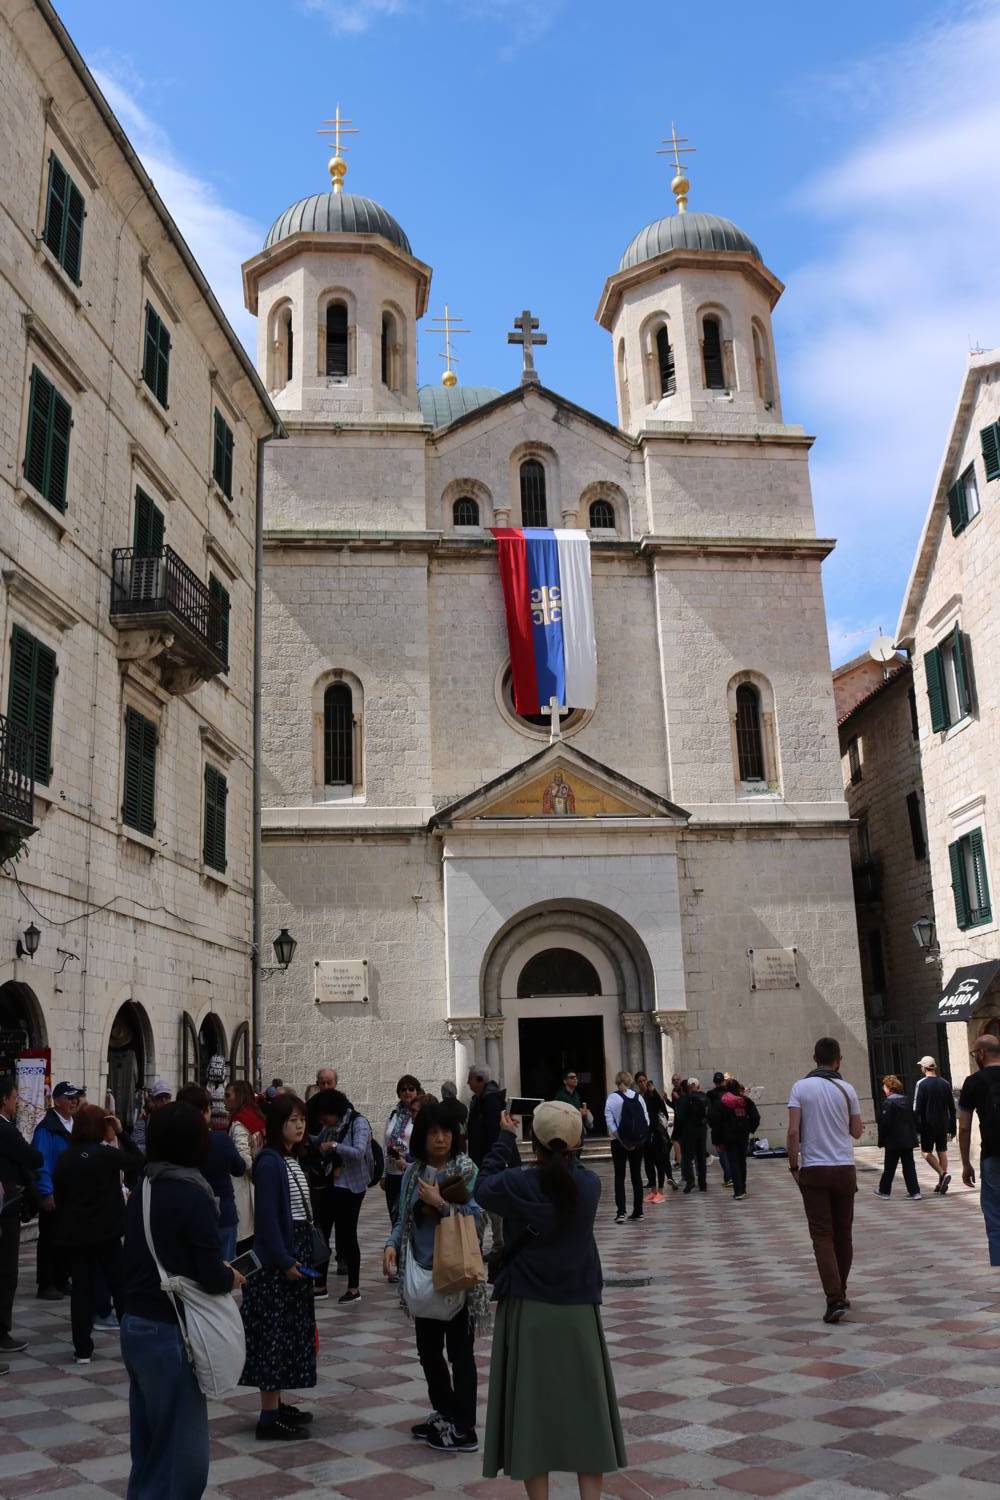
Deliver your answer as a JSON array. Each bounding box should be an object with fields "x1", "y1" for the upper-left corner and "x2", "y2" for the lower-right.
[
  {"x1": 515, "y1": 948, "x2": 607, "y2": 1128},
  {"x1": 199, "y1": 1013, "x2": 227, "y2": 1089},
  {"x1": 107, "y1": 1002, "x2": 151, "y2": 1129},
  {"x1": 0, "y1": 981, "x2": 45, "y2": 1076}
]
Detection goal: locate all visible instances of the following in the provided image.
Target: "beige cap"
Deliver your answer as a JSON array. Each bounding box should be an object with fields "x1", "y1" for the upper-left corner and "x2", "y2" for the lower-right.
[
  {"x1": 531, "y1": 1099, "x2": 584, "y2": 1150},
  {"x1": 918, "y1": 1056, "x2": 937, "y2": 1069}
]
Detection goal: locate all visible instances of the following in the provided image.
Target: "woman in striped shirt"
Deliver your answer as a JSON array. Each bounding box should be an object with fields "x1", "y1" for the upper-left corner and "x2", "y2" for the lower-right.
[{"x1": 240, "y1": 1094, "x2": 319, "y2": 1441}]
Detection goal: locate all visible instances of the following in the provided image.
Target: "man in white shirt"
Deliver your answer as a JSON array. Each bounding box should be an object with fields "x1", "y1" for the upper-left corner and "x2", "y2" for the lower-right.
[{"x1": 786, "y1": 1037, "x2": 863, "y2": 1324}]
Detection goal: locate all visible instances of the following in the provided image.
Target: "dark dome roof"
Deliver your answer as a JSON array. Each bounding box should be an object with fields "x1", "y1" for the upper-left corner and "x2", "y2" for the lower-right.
[
  {"x1": 419, "y1": 384, "x2": 502, "y2": 428},
  {"x1": 264, "y1": 192, "x2": 411, "y2": 255},
  {"x1": 619, "y1": 211, "x2": 760, "y2": 272}
]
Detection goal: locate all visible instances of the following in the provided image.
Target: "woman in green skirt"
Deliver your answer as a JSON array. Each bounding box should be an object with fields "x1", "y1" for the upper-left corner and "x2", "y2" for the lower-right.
[{"x1": 475, "y1": 1099, "x2": 626, "y2": 1500}]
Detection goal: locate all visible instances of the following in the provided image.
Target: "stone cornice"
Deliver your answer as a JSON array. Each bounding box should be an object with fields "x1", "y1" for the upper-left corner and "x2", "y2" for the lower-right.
[{"x1": 262, "y1": 528, "x2": 834, "y2": 563}]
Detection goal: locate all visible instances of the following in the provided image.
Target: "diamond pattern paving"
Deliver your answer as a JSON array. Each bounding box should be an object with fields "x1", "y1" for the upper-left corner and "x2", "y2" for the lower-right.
[{"x1": 1, "y1": 1147, "x2": 998, "y2": 1498}]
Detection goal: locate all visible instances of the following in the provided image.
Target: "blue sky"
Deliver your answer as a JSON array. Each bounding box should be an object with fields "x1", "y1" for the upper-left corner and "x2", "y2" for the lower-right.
[{"x1": 56, "y1": 0, "x2": 1000, "y2": 664}]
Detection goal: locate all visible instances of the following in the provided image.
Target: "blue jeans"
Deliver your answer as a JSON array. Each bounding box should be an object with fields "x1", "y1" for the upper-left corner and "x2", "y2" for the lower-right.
[
  {"x1": 219, "y1": 1224, "x2": 238, "y2": 1263},
  {"x1": 980, "y1": 1156, "x2": 1000, "y2": 1266},
  {"x1": 120, "y1": 1314, "x2": 208, "y2": 1499}
]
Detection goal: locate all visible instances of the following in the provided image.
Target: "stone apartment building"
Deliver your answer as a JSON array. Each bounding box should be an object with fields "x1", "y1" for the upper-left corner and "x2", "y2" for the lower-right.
[
  {"x1": 250, "y1": 147, "x2": 868, "y2": 1137},
  {"x1": 833, "y1": 653, "x2": 940, "y2": 1095},
  {"x1": 0, "y1": 0, "x2": 280, "y2": 1121},
  {"x1": 897, "y1": 348, "x2": 1000, "y2": 1082}
]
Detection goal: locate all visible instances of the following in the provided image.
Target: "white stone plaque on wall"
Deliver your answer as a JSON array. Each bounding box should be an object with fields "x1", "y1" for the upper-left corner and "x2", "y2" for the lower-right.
[
  {"x1": 314, "y1": 959, "x2": 369, "y2": 1004},
  {"x1": 747, "y1": 947, "x2": 799, "y2": 991}
]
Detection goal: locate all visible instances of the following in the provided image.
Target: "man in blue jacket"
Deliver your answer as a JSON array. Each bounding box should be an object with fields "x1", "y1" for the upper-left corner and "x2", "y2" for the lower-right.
[{"x1": 31, "y1": 1081, "x2": 83, "y2": 1298}]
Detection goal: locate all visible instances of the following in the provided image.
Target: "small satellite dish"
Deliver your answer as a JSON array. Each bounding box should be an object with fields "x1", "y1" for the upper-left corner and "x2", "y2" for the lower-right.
[{"x1": 868, "y1": 634, "x2": 897, "y2": 663}]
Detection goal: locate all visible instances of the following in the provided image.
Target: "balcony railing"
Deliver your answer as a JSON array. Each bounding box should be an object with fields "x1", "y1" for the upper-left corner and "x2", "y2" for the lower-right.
[
  {"x1": 852, "y1": 859, "x2": 882, "y2": 903},
  {"x1": 111, "y1": 546, "x2": 228, "y2": 675},
  {"x1": 0, "y1": 712, "x2": 35, "y2": 831}
]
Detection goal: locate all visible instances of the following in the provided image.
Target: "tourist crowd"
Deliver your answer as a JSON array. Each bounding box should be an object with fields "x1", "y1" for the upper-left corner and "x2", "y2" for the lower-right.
[{"x1": 0, "y1": 1030, "x2": 997, "y2": 1498}]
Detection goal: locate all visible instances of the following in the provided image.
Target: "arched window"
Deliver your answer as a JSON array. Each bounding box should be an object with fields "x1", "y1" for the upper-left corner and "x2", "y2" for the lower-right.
[
  {"x1": 656, "y1": 325, "x2": 676, "y2": 397},
  {"x1": 284, "y1": 309, "x2": 293, "y2": 384},
  {"x1": 520, "y1": 459, "x2": 547, "y2": 527},
  {"x1": 381, "y1": 311, "x2": 396, "y2": 388},
  {"x1": 735, "y1": 683, "x2": 765, "y2": 782},
  {"x1": 702, "y1": 315, "x2": 725, "y2": 389},
  {"x1": 453, "y1": 496, "x2": 479, "y2": 527},
  {"x1": 589, "y1": 498, "x2": 615, "y2": 530},
  {"x1": 517, "y1": 948, "x2": 602, "y2": 997},
  {"x1": 752, "y1": 322, "x2": 774, "y2": 407},
  {"x1": 326, "y1": 302, "x2": 348, "y2": 378},
  {"x1": 324, "y1": 682, "x2": 353, "y2": 785}
]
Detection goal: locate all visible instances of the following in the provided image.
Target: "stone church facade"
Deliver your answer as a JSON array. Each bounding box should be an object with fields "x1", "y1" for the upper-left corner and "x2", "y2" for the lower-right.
[{"x1": 247, "y1": 157, "x2": 868, "y2": 1136}]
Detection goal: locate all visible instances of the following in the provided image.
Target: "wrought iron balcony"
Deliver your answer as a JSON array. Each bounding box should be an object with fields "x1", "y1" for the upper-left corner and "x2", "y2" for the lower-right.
[
  {"x1": 0, "y1": 712, "x2": 36, "y2": 839},
  {"x1": 852, "y1": 859, "x2": 882, "y2": 903},
  {"x1": 110, "y1": 547, "x2": 229, "y2": 693}
]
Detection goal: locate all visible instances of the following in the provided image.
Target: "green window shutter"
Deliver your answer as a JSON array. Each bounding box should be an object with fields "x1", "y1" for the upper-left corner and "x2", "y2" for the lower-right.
[
  {"x1": 969, "y1": 828, "x2": 992, "y2": 925},
  {"x1": 133, "y1": 487, "x2": 164, "y2": 555},
  {"x1": 24, "y1": 367, "x2": 51, "y2": 493},
  {"x1": 209, "y1": 574, "x2": 230, "y2": 663},
  {"x1": 7, "y1": 627, "x2": 55, "y2": 786},
  {"x1": 43, "y1": 153, "x2": 68, "y2": 264},
  {"x1": 156, "y1": 318, "x2": 171, "y2": 407},
  {"x1": 47, "y1": 387, "x2": 71, "y2": 512},
  {"x1": 123, "y1": 707, "x2": 156, "y2": 835},
  {"x1": 63, "y1": 179, "x2": 85, "y2": 284},
  {"x1": 947, "y1": 479, "x2": 967, "y2": 535},
  {"x1": 949, "y1": 838, "x2": 970, "y2": 929},
  {"x1": 203, "y1": 765, "x2": 228, "y2": 872},
  {"x1": 212, "y1": 410, "x2": 234, "y2": 498},
  {"x1": 952, "y1": 624, "x2": 973, "y2": 719},
  {"x1": 924, "y1": 645, "x2": 948, "y2": 731},
  {"x1": 143, "y1": 305, "x2": 170, "y2": 406},
  {"x1": 982, "y1": 422, "x2": 1000, "y2": 483}
]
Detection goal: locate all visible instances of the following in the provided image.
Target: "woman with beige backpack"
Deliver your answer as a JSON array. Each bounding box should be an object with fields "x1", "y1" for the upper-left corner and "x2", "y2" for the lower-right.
[{"x1": 383, "y1": 1099, "x2": 489, "y2": 1454}]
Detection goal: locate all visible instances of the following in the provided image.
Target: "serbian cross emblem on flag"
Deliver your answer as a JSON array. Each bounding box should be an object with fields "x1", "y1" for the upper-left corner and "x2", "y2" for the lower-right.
[{"x1": 491, "y1": 528, "x2": 598, "y2": 715}]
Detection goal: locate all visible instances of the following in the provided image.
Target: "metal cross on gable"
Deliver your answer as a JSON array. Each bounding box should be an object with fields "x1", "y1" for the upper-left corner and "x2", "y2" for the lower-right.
[{"x1": 508, "y1": 309, "x2": 548, "y2": 386}]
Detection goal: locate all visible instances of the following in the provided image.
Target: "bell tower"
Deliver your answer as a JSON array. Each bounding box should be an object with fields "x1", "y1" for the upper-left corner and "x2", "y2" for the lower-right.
[
  {"x1": 241, "y1": 111, "x2": 431, "y2": 425},
  {"x1": 596, "y1": 131, "x2": 784, "y2": 437}
]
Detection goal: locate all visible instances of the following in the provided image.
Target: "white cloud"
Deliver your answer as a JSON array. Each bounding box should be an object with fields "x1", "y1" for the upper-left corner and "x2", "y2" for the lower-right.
[
  {"x1": 92, "y1": 67, "x2": 262, "y2": 352},
  {"x1": 782, "y1": 2, "x2": 1000, "y2": 666},
  {"x1": 300, "y1": 0, "x2": 564, "y2": 50}
]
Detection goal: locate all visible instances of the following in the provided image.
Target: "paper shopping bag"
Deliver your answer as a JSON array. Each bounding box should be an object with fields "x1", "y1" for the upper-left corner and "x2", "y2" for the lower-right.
[{"x1": 432, "y1": 1212, "x2": 485, "y2": 1294}]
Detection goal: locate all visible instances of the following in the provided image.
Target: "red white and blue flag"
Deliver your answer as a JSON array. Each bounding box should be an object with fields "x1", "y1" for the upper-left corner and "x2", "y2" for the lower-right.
[{"x1": 491, "y1": 528, "x2": 598, "y2": 715}]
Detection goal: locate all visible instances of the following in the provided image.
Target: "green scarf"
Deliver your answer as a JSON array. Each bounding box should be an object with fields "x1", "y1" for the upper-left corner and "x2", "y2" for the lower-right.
[{"x1": 396, "y1": 1153, "x2": 491, "y2": 1333}]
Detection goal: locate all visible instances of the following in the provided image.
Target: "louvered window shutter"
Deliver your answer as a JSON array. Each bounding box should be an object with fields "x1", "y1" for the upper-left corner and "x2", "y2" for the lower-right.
[
  {"x1": 64, "y1": 180, "x2": 85, "y2": 283},
  {"x1": 982, "y1": 422, "x2": 1000, "y2": 482},
  {"x1": 43, "y1": 153, "x2": 67, "y2": 263},
  {"x1": 47, "y1": 388, "x2": 71, "y2": 512},
  {"x1": 143, "y1": 305, "x2": 171, "y2": 407},
  {"x1": 123, "y1": 708, "x2": 156, "y2": 835},
  {"x1": 142, "y1": 305, "x2": 159, "y2": 391},
  {"x1": 947, "y1": 480, "x2": 967, "y2": 535},
  {"x1": 156, "y1": 319, "x2": 171, "y2": 406},
  {"x1": 24, "y1": 368, "x2": 50, "y2": 493},
  {"x1": 133, "y1": 488, "x2": 164, "y2": 555},
  {"x1": 969, "y1": 828, "x2": 991, "y2": 924},
  {"x1": 923, "y1": 646, "x2": 948, "y2": 731},
  {"x1": 209, "y1": 574, "x2": 230, "y2": 664},
  {"x1": 203, "y1": 766, "x2": 228, "y2": 872},
  {"x1": 949, "y1": 839, "x2": 970, "y2": 929},
  {"x1": 905, "y1": 791, "x2": 927, "y2": 861},
  {"x1": 213, "y1": 411, "x2": 234, "y2": 498},
  {"x1": 139, "y1": 716, "x2": 157, "y2": 834},
  {"x1": 8, "y1": 628, "x2": 56, "y2": 788},
  {"x1": 952, "y1": 624, "x2": 973, "y2": 719}
]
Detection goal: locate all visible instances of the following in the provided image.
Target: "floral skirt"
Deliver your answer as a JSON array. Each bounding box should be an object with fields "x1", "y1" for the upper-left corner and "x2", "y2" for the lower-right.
[{"x1": 240, "y1": 1222, "x2": 317, "y2": 1392}]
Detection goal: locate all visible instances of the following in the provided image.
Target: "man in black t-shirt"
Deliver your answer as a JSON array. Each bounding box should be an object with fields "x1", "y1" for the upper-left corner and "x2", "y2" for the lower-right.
[
  {"x1": 958, "y1": 1033, "x2": 1000, "y2": 1265},
  {"x1": 914, "y1": 1057, "x2": 957, "y2": 1193}
]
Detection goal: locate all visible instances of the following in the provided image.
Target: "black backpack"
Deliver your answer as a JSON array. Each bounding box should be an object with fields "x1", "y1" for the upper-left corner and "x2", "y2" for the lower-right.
[{"x1": 617, "y1": 1092, "x2": 649, "y2": 1150}]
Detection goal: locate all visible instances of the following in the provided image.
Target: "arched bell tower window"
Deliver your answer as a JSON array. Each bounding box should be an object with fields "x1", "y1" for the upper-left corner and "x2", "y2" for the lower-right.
[
  {"x1": 589, "y1": 498, "x2": 615, "y2": 530},
  {"x1": 453, "y1": 496, "x2": 480, "y2": 527},
  {"x1": 381, "y1": 311, "x2": 399, "y2": 389},
  {"x1": 752, "y1": 321, "x2": 775, "y2": 409},
  {"x1": 326, "y1": 302, "x2": 349, "y2": 378},
  {"x1": 735, "y1": 683, "x2": 765, "y2": 782},
  {"x1": 324, "y1": 682, "x2": 354, "y2": 785},
  {"x1": 702, "y1": 315, "x2": 725, "y2": 389},
  {"x1": 284, "y1": 309, "x2": 294, "y2": 384},
  {"x1": 656, "y1": 325, "x2": 676, "y2": 397},
  {"x1": 520, "y1": 459, "x2": 547, "y2": 527}
]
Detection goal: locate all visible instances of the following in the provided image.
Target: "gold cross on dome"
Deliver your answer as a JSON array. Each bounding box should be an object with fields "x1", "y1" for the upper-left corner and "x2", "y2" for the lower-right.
[
  {"x1": 427, "y1": 304, "x2": 470, "y2": 388},
  {"x1": 318, "y1": 105, "x2": 359, "y2": 194},
  {"x1": 657, "y1": 124, "x2": 696, "y2": 213}
]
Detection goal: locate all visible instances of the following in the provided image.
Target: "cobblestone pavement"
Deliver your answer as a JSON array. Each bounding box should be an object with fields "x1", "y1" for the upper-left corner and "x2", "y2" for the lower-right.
[{"x1": 1, "y1": 1148, "x2": 998, "y2": 1499}]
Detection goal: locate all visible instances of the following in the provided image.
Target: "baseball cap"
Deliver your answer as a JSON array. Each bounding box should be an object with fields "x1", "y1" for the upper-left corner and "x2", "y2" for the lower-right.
[
  {"x1": 917, "y1": 1056, "x2": 937, "y2": 1069},
  {"x1": 52, "y1": 1081, "x2": 83, "y2": 1100},
  {"x1": 531, "y1": 1099, "x2": 583, "y2": 1151},
  {"x1": 148, "y1": 1078, "x2": 172, "y2": 1099},
  {"x1": 713, "y1": 1071, "x2": 725, "y2": 1085}
]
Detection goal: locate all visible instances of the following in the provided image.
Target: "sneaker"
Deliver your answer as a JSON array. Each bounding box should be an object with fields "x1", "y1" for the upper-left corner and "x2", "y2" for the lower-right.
[
  {"x1": 36, "y1": 1286, "x2": 64, "y2": 1301},
  {"x1": 722, "y1": 1179, "x2": 732, "y2": 1188},
  {"x1": 873, "y1": 1189, "x2": 891, "y2": 1198},
  {"x1": 650, "y1": 1192, "x2": 666, "y2": 1204},
  {"x1": 0, "y1": 1362, "x2": 8, "y2": 1376},
  {"x1": 412, "y1": 1413, "x2": 445, "y2": 1442},
  {"x1": 312, "y1": 1286, "x2": 329, "y2": 1300},
  {"x1": 256, "y1": 1416, "x2": 302, "y2": 1441},
  {"x1": 823, "y1": 1300, "x2": 848, "y2": 1324},
  {"x1": 643, "y1": 1191, "x2": 657, "y2": 1204},
  {"x1": 615, "y1": 1211, "x2": 627, "y2": 1224},
  {"x1": 74, "y1": 1354, "x2": 92, "y2": 1365},
  {"x1": 733, "y1": 1193, "x2": 747, "y2": 1201},
  {"x1": 907, "y1": 1192, "x2": 923, "y2": 1201},
  {"x1": 338, "y1": 1289, "x2": 361, "y2": 1305},
  {"x1": 279, "y1": 1403, "x2": 313, "y2": 1426},
  {"x1": 426, "y1": 1422, "x2": 478, "y2": 1453},
  {"x1": 682, "y1": 1184, "x2": 693, "y2": 1194},
  {"x1": 667, "y1": 1178, "x2": 678, "y2": 1191},
  {"x1": 92, "y1": 1313, "x2": 119, "y2": 1331},
  {"x1": 628, "y1": 1209, "x2": 643, "y2": 1220},
  {"x1": 0, "y1": 1334, "x2": 27, "y2": 1354},
  {"x1": 939, "y1": 1173, "x2": 952, "y2": 1195}
]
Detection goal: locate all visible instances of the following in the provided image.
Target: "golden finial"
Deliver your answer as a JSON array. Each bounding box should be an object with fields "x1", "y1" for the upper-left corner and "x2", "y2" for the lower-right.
[
  {"x1": 318, "y1": 105, "x2": 358, "y2": 195},
  {"x1": 427, "y1": 304, "x2": 469, "y2": 388},
  {"x1": 657, "y1": 124, "x2": 696, "y2": 214}
]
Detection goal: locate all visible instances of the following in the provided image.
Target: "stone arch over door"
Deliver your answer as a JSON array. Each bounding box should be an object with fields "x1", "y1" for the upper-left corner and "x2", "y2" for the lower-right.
[
  {"x1": 0, "y1": 979, "x2": 47, "y2": 1075},
  {"x1": 103, "y1": 997, "x2": 155, "y2": 1127}
]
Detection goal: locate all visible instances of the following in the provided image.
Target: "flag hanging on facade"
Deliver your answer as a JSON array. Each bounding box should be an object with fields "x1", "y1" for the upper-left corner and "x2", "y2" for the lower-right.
[{"x1": 491, "y1": 528, "x2": 598, "y2": 714}]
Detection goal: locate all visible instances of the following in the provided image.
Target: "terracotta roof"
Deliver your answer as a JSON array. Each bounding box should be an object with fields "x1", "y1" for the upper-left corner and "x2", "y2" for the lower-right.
[{"x1": 837, "y1": 663, "x2": 910, "y2": 728}]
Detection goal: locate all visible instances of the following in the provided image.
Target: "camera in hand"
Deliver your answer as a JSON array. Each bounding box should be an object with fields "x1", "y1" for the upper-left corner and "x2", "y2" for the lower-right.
[
  {"x1": 509, "y1": 1097, "x2": 543, "y2": 1117},
  {"x1": 229, "y1": 1249, "x2": 262, "y2": 1277}
]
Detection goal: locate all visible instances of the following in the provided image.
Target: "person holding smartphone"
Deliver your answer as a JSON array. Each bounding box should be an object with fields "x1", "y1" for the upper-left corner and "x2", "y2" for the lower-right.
[
  {"x1": 240, "y1": 1094, "x2": 318, "y2": 1441},
  {"x1": 383, "y1": 1075, "x2": 422, "y2": 1232}
]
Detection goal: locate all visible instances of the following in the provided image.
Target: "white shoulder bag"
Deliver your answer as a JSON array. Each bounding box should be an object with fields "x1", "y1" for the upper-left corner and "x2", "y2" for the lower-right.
[{"x1": 142, "y1": 1178, "x2": 246, "y2": 1398}]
